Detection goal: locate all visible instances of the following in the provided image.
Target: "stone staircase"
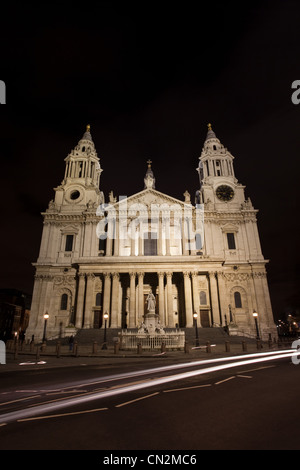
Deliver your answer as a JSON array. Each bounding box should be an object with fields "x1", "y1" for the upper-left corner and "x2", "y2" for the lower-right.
[
  {"x1": 75, "y1": 328, "x2": 121, "y2": 345},
  {"x1": 74, "y1": 326, "x2": 254, "y2": 347}
]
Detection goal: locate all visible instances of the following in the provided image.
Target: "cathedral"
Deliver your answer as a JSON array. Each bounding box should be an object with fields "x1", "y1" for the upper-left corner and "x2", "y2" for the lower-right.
[{"x1": 26, "y1": 124, "x2": 276, "y2": 342}]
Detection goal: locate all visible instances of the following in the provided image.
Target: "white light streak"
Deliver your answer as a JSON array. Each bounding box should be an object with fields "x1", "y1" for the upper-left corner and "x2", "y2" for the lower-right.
[{"x1": 0, "y1": 350, "x2": 294, "y2": 425}]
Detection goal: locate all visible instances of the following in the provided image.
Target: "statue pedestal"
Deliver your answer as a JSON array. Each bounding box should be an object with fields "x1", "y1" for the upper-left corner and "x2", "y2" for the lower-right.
[{"x1": 144, "y1": 309, "x2": 159, "y2": 335}]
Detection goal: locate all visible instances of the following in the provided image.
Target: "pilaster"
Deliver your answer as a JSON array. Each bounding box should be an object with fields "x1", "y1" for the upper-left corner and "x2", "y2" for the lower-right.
[{"x1": 184, "y1": 271, "x2": 193, "y2": 327}]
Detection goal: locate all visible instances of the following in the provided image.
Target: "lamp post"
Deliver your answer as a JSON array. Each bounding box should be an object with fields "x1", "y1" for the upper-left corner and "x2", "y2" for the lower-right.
[
  {"x1": 102, "y1": 312, "x2": 109, "y2": 350},
  {"x1": 193, "y1": 312, "x2": 199, "y2": 347},
  {"x1": 253, "y1": 310, "x2": 260, "y2": 340},
  {"x1": 42, "y1": 312, "x2": 49, "y2": 342}
]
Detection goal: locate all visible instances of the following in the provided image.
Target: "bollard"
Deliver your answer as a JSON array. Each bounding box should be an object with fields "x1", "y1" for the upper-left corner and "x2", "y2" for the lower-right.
[
  {"x1": 137, "y1": 343, "x2": 142, "y2": 354},
  {"x1": 30, "y1": 341, "x2": 35, "y2": 352},
  {"x1": 41, "y1": 342, "x2": 46, "y2": 352},
  {"x1": 206, "y1": 341, "x2": 211, "y2": 353},
  {"x1": 73, "y1": 341, "x2": 78, "y2": 357},
  {"x1": 92, "y1": 341, "x2": 98, "y2": 354},
  {"x1": 256, "y1": 339, "x2": 262, "y2": 350},
  {"x1": 268, "y1": 339, "x2": 272, "y2": 349},
  {"x1": 56, "y1": 341, "x2": 61, "y2": 358},
  {"x1": 225, "y1": 341, "x2": 230, "y2": 352},
  {"x1": 114, "y1": 341, "x2": 120, "y2": 355},
  {"x1": 161, "y1": 342, "x2": 166, "y2": 353},
  {"x1": 184, "y1": 341, "x2": 190, "y2": 354},
  {"x1": 242, "y1": 341, "x2": 247, "y2": 352}
]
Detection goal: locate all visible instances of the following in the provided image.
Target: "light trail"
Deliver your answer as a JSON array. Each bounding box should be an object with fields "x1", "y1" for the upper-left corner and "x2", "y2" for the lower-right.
[
  {"x1": 0, "y1": 349, "x2": 295, "y2": 425},
  {"x1": 40, "y1": 348, "x2": 295, "y2": 393}
]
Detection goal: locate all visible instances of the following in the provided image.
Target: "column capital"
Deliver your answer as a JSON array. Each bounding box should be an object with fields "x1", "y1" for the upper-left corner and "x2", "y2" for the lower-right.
[
  {"x1": 112, "y1": 272, "x2": 120, "y2": 280},
  {"x1": 208, "y1": 271, "x2": 217, "y2": 279},
  {"x1": 137, "y1": 271, "x2": 145, "y2": 278},
  {"x1": 183, "y1": 271, "x2": 191, "y2": 278},
  {"x1": 86, "y1": 273, "x2": 95, "y2": 280},
  {"x1": 166, "y1": 271, "x2": 173, "y2": 278},
  {"x1": 158, "y1": 272, "x2": 165, "y2": 279},
  {"x1": 129, "y1": 271, "x2": 136, "y2": 279},
  {"x1": 104, "y1": 272, "x2": 111, "y2": 279}
]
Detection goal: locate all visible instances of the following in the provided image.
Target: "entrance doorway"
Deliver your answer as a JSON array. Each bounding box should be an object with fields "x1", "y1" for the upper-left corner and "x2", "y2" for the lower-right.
[
  {"x1": 93, "y1": 309, "x2": 103, "y2": 329},
  {"x1": 200, "y1": 309, "x2": 210, "y2": 328}
]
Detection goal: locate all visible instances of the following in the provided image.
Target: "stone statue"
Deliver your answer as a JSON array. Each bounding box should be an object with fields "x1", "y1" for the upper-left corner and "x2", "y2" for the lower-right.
[{"x1": 146, "y1": 289, "x2": 156, "y2": 311}]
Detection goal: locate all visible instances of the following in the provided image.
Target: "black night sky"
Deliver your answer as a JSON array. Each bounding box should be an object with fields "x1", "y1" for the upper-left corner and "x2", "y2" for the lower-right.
[{"x1": 0, "y1": 1, "x2": 299, "y2": 321}]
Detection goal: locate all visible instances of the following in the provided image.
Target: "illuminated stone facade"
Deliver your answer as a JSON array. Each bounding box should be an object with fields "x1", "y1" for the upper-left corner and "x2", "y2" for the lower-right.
[{"x1": 26, "y1": 125, "x2": 276, "y2": 341}]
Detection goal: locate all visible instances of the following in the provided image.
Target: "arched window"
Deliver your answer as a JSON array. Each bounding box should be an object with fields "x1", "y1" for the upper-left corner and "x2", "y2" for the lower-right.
[
  {"x1": 60, "y1": 294, "x2": 68, "y2": 310},
  {"x1": 200, "y1": 291, "x2": 207, "y2": 305},
  {"x1": 234, "y1": 291, "x2": 242, "y2": 308}
]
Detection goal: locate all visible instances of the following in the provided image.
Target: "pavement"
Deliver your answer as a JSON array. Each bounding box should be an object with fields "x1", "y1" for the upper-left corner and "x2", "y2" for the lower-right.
[{"x1": 0, "y1": 338, "x2": 292, "y2": 372}]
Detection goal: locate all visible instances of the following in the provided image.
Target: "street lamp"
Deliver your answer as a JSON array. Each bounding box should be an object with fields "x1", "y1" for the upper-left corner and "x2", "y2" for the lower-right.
[
  {"x1": 102, "y1": 312, "x2": 109, "y2": 350},
  {"x1": 42, "y1": 312, "x2": 49, "y2": 342},
  {"x1": 253, "y1": 310, "x2": 260, "y2": 339},
  {"x1": 193, "y1": 312, "x2": 199, "y2": 347}
]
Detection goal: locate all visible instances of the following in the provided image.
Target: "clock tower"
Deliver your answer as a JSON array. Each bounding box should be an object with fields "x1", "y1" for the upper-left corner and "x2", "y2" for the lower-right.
[{"x1": 197, "y1": 123, "x2": 246, "y2": 210}]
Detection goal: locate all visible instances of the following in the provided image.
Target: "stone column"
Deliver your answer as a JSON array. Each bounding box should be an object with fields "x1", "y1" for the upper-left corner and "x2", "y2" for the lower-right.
[
  {"x1": 131, "y1": 226, "x2": 136, "y2": 256},
  {"x1": 216, "y1": 271, "x2": 227, "y2": 326},
  {"x1": 184, "y1": 271, "x2": 193, "y2": 327},
  {"x1": 166, "y1": 272, "x2": 174, "y2": 327},
  {"x1": 75, "y1": 273, "x2": 86, "y2": 328},
  {"x1": 102, "y1": 273, "x2": 111, "y2": 324},
  {"x1": 158, "y1": 216, "x2": 163, "y2": 256},
  {"x1": 113, "y1": 218, "x2": 119, "y2": 256},
  {"x1": 83, "y1": 273, "x2": 95, "y2": 328},
  {"x1": 111, "y1": 273, "x2": 120, "y2": 328},
  {"x1": 138, "y1": 229, "x2": 143, "y2": 256},
  {"x1": 138, "y1": 272, "x2": 145, "y2": 324},
  {"x1": 129, "y1": 272, "x2": 136, "y2": 327},
  {"x1": 191, "y1": 272, "x2": 201, "y2": 326},
  {"x1": 164, "y1": 218, "x2": 171, "y2": 256},
  {"x1": 158, "y1": 272, "x2": 165, "y2": 326},
  {"x1": 208, "y1": 271, "x2": 220, "y2": 326},
  {"x1": 106, "y1": 226, "x2": 113, "y2": 256}
]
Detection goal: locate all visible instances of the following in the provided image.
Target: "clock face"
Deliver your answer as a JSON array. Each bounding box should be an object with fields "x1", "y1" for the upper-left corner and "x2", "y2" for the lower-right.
[{"x1": 216, "y1": 185, "x2": 234, "y2": 202}]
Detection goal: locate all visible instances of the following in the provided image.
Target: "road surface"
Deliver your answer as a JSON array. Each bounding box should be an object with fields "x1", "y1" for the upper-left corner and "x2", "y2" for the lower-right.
[{"x1": 0, "y1": 349, "x2": 299, "y2": 450}]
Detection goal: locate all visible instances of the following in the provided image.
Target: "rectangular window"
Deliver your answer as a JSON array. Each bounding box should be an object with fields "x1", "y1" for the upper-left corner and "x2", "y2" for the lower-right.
[
  {"x1": 195, "y1": 233, "x2": 202, "y2": 250},
  {"x1": 144, "y1": 232, "x2": 157, "y2": 255},
  {"x1": 65, "y1": 234, "x2": 74, "y2": 252},
  {"x1": 227, "y1": 233, "x2": 236, "y2": 250}
]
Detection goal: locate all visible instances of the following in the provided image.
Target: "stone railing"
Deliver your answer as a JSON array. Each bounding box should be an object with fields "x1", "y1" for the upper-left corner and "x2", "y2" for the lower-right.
[{"x1": 118, "y1": 330, "x2": 185, "y2": 350}]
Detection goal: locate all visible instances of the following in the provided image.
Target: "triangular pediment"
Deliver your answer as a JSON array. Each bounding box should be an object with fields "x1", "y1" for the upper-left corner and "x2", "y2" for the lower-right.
[{"x1": 113, "y1": 188, "x2": 191, "y2": 210}]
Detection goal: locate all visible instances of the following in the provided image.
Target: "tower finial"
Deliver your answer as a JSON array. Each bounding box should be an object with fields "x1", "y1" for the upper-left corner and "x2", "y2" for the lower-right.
[
  {"x1": 208, "y1": 123, "x2": 212, "y2": 131},
  {"x1": 144, "y1": 159, "x2": 155, "y2": 189},
  {"x1": 86, "y1": 124, "x2": 91, "y2": 132}
]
